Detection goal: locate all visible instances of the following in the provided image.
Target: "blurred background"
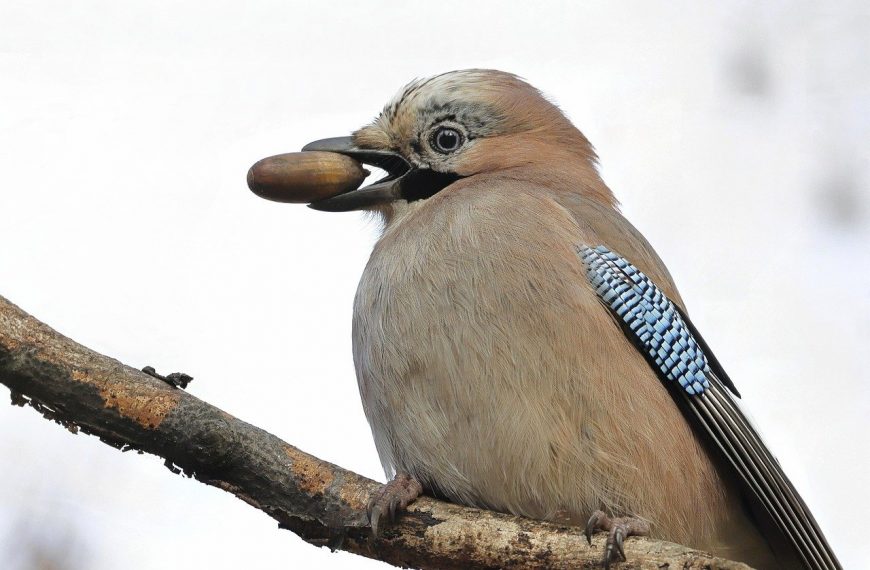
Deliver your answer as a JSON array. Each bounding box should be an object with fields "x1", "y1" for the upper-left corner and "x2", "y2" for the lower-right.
[{"x1": 1, "y1": 1, "x2": 867, "y2": 568}]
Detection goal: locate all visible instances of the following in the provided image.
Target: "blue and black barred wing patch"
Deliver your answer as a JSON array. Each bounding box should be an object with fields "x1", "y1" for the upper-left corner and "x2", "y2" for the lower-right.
[
  {"x1": 579, "y1": 245, "x2": 711, "y2": 395},
  {"x1": 578, "y1": 244, "x2": 841, "y2": 570}
]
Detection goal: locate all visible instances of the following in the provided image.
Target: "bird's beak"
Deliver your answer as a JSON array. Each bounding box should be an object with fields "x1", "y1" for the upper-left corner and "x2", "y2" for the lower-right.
[
  {"x1": 303, "y1": 136, "x2": 408, "y2": 212},
  {"x1": 303, "y1": 136, "x2": 461, "y2": 212}
]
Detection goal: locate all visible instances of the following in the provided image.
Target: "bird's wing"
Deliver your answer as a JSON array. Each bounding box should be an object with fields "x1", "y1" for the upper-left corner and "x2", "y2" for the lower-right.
[{"x1": 577, "y1": 244, "x2": 840, "y2": 570}]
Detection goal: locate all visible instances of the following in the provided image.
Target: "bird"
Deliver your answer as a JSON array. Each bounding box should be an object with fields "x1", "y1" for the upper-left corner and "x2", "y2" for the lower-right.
[{"x1": 301, "y1": 70, "x2": 840, "y2": 569}]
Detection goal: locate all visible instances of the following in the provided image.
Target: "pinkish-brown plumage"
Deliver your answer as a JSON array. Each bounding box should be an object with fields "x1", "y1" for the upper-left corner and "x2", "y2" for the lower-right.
[{"x1": 308, "y1": 70, "x2": 839, "y2": 568}]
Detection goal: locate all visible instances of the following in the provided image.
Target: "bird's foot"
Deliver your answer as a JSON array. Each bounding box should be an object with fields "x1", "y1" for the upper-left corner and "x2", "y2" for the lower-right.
[
  {"x1": 367, "y1": 472, "x2": 422, "y2": 537},
  {"x1": 142, "y1": 366, "x2": 193, "y2": 389},
  {"x1": 584, "y1": 510, "x2": 650, "y2": 569}
]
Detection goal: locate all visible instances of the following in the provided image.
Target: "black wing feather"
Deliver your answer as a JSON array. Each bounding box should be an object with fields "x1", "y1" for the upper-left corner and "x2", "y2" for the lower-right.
[{"x1": 580, "y1": 245, "x2": 841, "y2": 570}]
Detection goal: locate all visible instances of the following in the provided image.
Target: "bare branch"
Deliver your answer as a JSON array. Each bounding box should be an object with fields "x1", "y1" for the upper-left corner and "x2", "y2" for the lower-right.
[{"x1": 0, "y1": 295, "x2": 751, "y2": 569}]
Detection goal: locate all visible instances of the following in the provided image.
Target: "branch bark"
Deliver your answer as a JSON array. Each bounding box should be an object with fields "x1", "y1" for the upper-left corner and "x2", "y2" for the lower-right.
[{"x1": 0, "y1": 294, "x2": 751, "y2": 569}]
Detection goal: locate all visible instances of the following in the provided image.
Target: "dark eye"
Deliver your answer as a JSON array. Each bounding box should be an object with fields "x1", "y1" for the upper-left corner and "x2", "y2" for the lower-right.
[{"x1": 430, "y1": 127, "x2": 464, "y2": 154}]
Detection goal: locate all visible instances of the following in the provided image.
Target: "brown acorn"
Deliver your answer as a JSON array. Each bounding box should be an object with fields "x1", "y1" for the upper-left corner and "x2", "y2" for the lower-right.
[{"x1": 246, "y1": 151, "x2": 368, "y2": 203}]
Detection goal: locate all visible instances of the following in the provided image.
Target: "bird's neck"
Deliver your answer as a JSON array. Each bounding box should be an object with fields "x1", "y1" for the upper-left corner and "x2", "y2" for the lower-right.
[
  {"x1": 495, "y1": 160, "x2": 618, "y2": 210},
  {"x1": 375, "y1": 160, "x2": 617, "y2": 232},
  {"x1": 456, "y1": 133, "x2": 618, "y2": 210}
]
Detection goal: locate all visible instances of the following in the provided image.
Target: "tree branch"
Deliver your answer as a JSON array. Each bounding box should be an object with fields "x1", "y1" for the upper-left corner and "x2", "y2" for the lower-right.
[{"x1": 0, "y1": 295, "x2": 751, "y2": 569}]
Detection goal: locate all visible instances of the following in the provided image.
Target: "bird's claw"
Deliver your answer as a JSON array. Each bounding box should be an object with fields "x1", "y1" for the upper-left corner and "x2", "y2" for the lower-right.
[
  {"x1": 584, "y1": 510, "x2": 650, "y2": 569},
  {"x1": 367, "y1": 472, "x2": 422, "y2": 537}
]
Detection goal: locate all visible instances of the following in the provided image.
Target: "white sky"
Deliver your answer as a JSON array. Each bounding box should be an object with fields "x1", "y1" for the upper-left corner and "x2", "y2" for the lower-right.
[{"x1": 1, "y1": 1, "x2": 868, "y2": 568}]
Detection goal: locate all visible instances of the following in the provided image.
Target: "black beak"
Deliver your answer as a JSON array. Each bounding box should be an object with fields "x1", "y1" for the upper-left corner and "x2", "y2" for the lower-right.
[
  {"x1": 303, "y1": 136, "x2": 409, "y2": 212},
  {"x1": 303, "y1": 136, "x2": 461, "y2": 212}
]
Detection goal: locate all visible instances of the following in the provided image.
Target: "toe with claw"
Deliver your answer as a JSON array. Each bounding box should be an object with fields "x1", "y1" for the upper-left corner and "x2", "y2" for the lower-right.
[
  {"x1": 367, "y1": 472, "x2": 423, "y2": 537},
  {"x1": 585, "y1": 510, "x2": 650, "y2": 568}
]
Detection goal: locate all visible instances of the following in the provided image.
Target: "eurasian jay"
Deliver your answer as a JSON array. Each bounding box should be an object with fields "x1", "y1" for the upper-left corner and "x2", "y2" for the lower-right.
[{"x1": 302, "y1": 70, "x2": 840, "y2": 569}]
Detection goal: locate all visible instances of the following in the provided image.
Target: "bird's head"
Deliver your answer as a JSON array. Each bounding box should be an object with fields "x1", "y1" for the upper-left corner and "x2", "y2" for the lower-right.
[{"x1": 305, "y1": 70, "x2": 614, "y2": 215}]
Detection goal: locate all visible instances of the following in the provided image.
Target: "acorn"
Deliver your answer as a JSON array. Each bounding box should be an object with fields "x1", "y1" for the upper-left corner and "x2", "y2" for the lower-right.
[{"x1": 246, "y1": 151, "x2": 368, "y2": 204}]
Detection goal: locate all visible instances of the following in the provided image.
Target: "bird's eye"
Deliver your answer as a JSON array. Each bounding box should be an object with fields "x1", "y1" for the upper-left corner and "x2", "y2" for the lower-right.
[{"x1": 430, "y1": 127, "x2": 464, "y2": 154}]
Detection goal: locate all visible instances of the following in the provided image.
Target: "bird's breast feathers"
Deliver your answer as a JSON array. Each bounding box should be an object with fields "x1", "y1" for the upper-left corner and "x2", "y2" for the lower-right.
[{"x1": 351, "y1": 183, "x2": 730, "y2": 542}]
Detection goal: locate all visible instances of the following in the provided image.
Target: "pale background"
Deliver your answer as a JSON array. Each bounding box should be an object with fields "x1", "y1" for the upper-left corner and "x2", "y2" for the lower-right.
[{"x1": 1, "y1": 1, "x2": 868, "y2": 568}]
